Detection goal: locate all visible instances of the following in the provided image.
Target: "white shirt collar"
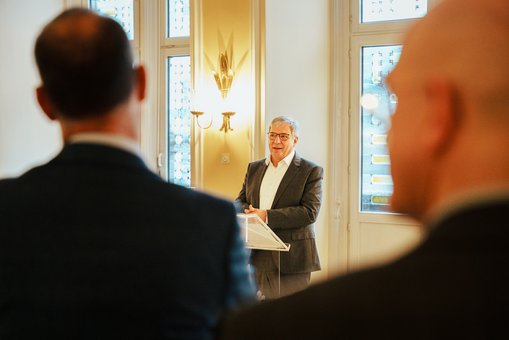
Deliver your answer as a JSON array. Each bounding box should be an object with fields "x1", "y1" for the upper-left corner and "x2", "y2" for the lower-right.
[
  {"x1": 67, "y1": 132, "x2": 142, "y2": 158},
  {"x1": 265, "y1": 150, "x2": 295, "y2": 167}
]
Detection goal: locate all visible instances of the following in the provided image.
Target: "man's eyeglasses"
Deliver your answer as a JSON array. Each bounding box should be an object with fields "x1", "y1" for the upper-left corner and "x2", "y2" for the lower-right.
[{"x1": 268, "y1": 132, "x2": 291, "y2": 141}]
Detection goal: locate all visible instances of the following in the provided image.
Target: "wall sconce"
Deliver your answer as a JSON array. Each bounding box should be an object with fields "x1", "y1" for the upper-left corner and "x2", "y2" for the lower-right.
[
  {"x1": 191, "y1": 108, "x2": 235, "y2": 133},
  {"x1": 219, "y1": 111, "x2": 235, "y2": 132},
  {"x1": 192, "y1": 36, "x2": 238, "y2": 133},
  {"x1": 190, "y1": 110, "x2": 213, "y2": 129},
  {"x1": 213, "y1": 51, "x2": 234, "y2": 100},
  {"x1": 213, "y1": 49, "x2": 235, "y2": 132}
]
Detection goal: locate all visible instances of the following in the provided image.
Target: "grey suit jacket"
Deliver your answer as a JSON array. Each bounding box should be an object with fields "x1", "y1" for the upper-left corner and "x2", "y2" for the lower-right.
[{"x1": 236, "y1": 153, "x2": 323, "y2": 274}]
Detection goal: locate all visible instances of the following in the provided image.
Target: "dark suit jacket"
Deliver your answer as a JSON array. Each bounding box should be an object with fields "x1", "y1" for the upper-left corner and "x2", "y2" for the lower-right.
[
  {"x1": 219, "y1": 199, "x2": 509, "y2": 339},
  {"x1": 0, "y1": 143, "x2": 255, "y2": 340},
  {"x1": 236, "y1": 153, "x2": 323, "y2": 274}
]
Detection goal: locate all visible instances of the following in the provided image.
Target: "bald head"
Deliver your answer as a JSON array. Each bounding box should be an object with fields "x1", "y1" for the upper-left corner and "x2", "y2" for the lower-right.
[
  {"x1": 397, "y1": 0, "x2": 509, "y2": 119},
  {"x1": 387, "y1": 0, "x2": 509, "y2": 219},
  {"x1": 35, "y1": 8, "x2": 135, "y2": 119}
]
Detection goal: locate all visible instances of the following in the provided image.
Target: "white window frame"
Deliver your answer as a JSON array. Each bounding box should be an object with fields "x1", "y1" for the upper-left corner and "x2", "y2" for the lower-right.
[
  {"x1": 67, "y1": 0, "x2": 196, "y2": 184},
  {"x1": 330, "y1": 0, "x2": 439, "y2": 274},
  {"x1": 156, "y1": 0, "x2": 194, "y2": 186}
]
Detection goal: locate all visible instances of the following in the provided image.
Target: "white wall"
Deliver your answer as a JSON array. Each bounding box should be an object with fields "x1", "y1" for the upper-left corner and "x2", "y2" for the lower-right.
[
  {"x1": 0, "y1": 0, "x2": 63, "y2": 179},
  {"x1": 265, "y1": 0, "x2": 330, "y2": 282}
]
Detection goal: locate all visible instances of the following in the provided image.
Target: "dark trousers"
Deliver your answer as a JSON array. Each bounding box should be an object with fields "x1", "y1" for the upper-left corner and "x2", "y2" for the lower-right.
[{"x1": 252, "y1": 250, "x2": 310, "y2": 300}]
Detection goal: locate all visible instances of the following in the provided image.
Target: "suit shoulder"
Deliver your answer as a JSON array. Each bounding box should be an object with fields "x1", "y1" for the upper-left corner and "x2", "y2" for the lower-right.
[
  {"x1": 246, "y1": 158, "x2": 267, "y2": 171},
  {"x1": 0, "y1": 175, "x2": 34, "y2": 207},
  {"x1": 0, "y1": 177, "x2": 16, "y2": 192},
  {"x1": 250, "y1": 159, "x2": 267, "y2": 167},
  {"x1": 0, "y1": 166, "x2": 42, "y2": 191},
  {"x1": 169, "y1": 184, "x2": 235, "y2": 212},
  {"x1": 298, "y1": 157, "x2": 323, "y2": 171}
]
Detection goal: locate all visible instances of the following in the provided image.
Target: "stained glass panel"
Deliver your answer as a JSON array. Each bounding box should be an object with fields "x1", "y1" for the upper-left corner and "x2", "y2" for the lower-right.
[
  {"x1": 167, "y1": 56, "x2": 191, "y2": 187},
  {"x1": 361, "y1": 0, "x2": 427, "y2": 23},
  {"x1": 167, "y1": 0, "x2": 190, "y2": 38},
  {"x1": 89, "y1": 0, "x2": 134, "y2": 40},
  {"x1": 360, "y1": 45, "x2": 401, "y2": 212}
]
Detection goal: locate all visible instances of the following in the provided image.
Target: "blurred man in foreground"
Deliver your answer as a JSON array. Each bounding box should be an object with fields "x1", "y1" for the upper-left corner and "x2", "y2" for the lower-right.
[
  {"x1": 219, "y1": 0, "x2": 509, "y2": 338},
  {"x1": 0, "y1": 8, "x2": 254, "y2": 339}
]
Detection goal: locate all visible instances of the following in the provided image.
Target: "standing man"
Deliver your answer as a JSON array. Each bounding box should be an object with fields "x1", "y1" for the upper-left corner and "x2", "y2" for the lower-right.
[
  {"x1": 220, "y1": 0, "x2": 509, "y2": 338},
  {"x1": 236, "y1": 116, "x2": 323, "y2": 299},
  {"x1": 0, "y1": 8, "x2": 255, "y2": 339}
]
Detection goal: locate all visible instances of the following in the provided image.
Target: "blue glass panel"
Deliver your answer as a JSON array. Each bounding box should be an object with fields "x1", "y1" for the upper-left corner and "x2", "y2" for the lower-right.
[
  {"x1": 167, "y1": 56, "x2": 191, "y2": 187},
  {"x1": 361, "y1": 0, "x2": 427, "y2": 23},
  {"x1": 167, "y1": 0, "x2": 190, "y2": 38},
  {"x1": 89, "y1": 0, "x2": 134, "y2": 40},
  {"x1": 360, "y1": 45, "x2": 401, "y2": 212}
]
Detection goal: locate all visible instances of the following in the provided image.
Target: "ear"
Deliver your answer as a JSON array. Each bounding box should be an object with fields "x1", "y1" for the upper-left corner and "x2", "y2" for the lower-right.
[
  {"x1": 134, "y1": 65, "x2": 146, "y2": 101},
  {"x1": 36, "y1": 86, "x2": 57, "y2": 121},
  {"x1": 293, "y1": 135, "x2": 299, "y2": 147},
  {"x1": 423, "y1": 77, "x2": 458, "y2": 157}
]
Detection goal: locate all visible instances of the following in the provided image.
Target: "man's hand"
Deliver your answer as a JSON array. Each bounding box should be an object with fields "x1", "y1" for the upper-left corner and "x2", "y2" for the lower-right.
[{"x1": 244, "y1": 204, "x2": 267, "y2": 223}]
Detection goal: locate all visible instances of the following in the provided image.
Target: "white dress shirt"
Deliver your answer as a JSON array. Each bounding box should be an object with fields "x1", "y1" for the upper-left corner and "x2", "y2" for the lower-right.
[
  {"x1": 68, "y1": 132, "x2": 143, "y2": 159},
  {"x1": 259, "y1": 150, "x2": 295, "y2": 211}
]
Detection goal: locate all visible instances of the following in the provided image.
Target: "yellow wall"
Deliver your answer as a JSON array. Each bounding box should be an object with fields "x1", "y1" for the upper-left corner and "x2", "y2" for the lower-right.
[{"x1": 199, "y1": 0, "x2": 254, "y2": 200}]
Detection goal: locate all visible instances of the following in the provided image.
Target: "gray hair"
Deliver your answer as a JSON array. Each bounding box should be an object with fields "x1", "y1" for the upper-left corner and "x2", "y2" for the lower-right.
[{"x1": 269, "y1": 116, "x2": 300, "y2": 137}]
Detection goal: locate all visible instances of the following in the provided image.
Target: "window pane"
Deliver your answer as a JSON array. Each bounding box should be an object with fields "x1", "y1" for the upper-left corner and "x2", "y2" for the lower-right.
[
  {"x1": 360, "y1": 45, "x2": 401, "y2": 212},
  {"x1": 167, "y1": 0, "x2": 190, "y2": 38},
  {"x1": 89, "y1": 0, "x2": 134, "y2": 40},
  {"x1": 167, "y1": 56, "x2": 191, "y2": 187},
  {"x1": 361, "y1": 0, "x2": 427, "y2": 23}
]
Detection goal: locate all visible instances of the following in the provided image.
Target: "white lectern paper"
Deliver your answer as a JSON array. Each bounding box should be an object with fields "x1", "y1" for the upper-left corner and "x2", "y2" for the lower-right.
[{"x1": 237, "y1": 213, "x2": 290, "y2": 252}]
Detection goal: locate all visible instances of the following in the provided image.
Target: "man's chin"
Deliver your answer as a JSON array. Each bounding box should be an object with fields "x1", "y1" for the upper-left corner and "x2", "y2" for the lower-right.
[
  {"x1": 389, "y1": 193, "x2": 406, "y2": 215},
  {"x1": 389, "y1": 194, "x2": 424, "y2": 221}
]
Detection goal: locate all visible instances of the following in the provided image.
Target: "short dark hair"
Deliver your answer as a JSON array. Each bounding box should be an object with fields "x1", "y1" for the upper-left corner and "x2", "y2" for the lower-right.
[{"x1": 34, "y1": 8, "x2": 135, "y2": 119}]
